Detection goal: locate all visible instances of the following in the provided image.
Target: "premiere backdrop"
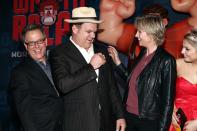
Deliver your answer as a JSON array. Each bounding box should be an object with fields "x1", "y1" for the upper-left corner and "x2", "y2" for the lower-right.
[{"x1": 0, "y1": 0, "x2": 189, "y2": 131}]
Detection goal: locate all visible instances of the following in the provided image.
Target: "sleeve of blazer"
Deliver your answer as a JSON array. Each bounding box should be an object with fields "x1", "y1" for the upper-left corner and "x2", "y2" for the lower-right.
[
  {"x1": 107, "y1": 57, "x2": 125, "y2": 119},
  {"x1": 115, "y1": 63, "x2": 129, "y2": 81},
  {"x1": 50, "y1": 48, "x2": 98, "y2": 94},
  {"x1": 159, "y1": 57, "x2": 176, "y2": 131},
  {"x1": 10, "y1": 69, "x2": 37, "y2": 131}
]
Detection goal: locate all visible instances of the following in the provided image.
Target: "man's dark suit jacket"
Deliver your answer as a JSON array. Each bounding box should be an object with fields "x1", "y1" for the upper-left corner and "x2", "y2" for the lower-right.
[
  {"x1": 10, "y1": 57, "x2": 63, "y2": 131},
  {"x1": 50, "y1": 41, "x2": 124, "y2": 131}
]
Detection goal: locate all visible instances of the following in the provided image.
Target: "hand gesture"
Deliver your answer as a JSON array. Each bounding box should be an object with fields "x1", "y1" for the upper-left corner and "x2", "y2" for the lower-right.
[
  {"x1": 183, "y1": 119, "x2": 197, "y2": 131},
  {"x1": 116, "y1": 0, "x2": 135, "y2": 18},
  {"x1": 116, "y1": 118, "x2": 126, "y2": 131},
  {"x1": 171, "y1": 0, "x2": 195, "y2": 12},
  {"x1": 90, "y1": 53, "x2": 106, "y2": 69},
  {"x1": 171, "y1": 105, "x2": 181, "y2": 129},
  {"x1": 108, "y1": 46, "x2": 121, "y2": 66}
]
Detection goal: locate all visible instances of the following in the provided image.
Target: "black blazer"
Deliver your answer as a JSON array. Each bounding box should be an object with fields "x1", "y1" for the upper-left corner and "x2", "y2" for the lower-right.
[
  {"x1": 50, "y1": 41, "x2": 124, "y2": 131},
  {"x1": 10, "y1": 57, "x2": 63, "y2": 131}
]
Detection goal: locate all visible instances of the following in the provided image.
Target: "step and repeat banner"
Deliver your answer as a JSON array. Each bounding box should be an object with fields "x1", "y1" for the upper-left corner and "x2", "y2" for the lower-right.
[{"x1": 0, "y1": 0, "x2": 189, "y2": 130}]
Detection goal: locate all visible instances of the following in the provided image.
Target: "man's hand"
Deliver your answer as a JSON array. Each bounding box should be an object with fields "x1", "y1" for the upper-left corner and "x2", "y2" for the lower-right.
[
  {"x1": 90, "y1": 53, "x2": 106, "y2": 69},
  {"x1": 116, "y1": 118, "x2": 126, "y2": 131}
]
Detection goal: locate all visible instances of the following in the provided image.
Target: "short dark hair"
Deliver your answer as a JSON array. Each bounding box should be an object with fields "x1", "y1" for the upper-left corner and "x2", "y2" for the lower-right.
[
  {"x1": 143, "y1": 4, "x2": 168, "y2": 19},
  {"x1": 21, "y1": 24, "x2": 46, "y2": 43}
]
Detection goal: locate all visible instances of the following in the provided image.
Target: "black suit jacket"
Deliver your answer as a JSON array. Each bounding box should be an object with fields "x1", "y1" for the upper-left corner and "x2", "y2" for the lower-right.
[
  {"x1": 50, "y1": 40, "x2": 124, "y2": 131},
  {"x1": 10, "y1": 57, "x2": 63, "y2": 131}
]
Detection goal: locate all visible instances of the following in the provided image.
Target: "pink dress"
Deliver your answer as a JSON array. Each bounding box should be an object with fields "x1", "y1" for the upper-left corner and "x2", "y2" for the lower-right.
[{"x1": 169, "y1": 77, "x2": 197, "y2": 131}]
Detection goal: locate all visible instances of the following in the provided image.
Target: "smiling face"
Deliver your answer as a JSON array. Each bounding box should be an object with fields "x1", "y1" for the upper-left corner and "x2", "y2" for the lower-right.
[
  {"x1": 134, "y1": 15, "x2": 165, "y2": 48},
  {"x1": 181, "y1": 40, "x2": 197, "y2": 63},
  {"x1": 24, "y1": 29, "x2": 47, "y2": 62},
  {"x1": 135, "y1": 29, "x2": 153, "y2": 48},
  {"x1": 72, "y1": 23, "x2": 97, "y2": 50}
]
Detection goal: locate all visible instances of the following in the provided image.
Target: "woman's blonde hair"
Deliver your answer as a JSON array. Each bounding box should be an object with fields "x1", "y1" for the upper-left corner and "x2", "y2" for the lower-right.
[
  {"x1": 134, "y1": 14, "x2": 165, "y2": 46},
  {"x1": 184, "y1": 29, "x2": 197, "y2": 49}
]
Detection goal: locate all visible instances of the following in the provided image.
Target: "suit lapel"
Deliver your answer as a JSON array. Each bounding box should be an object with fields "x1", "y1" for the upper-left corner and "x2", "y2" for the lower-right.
[
  {"x1": 26, "y1": 57, "x2": 61, "y2": 96},
  {"x1": 26, "y1": 57, "x2": 54, "y2": 86},
  {"x1": 67, "y1": 41, "x2": 88, "y2": 66},
  {"x1": 67, "y1": 41, "x2": 106, "y2": 84}
]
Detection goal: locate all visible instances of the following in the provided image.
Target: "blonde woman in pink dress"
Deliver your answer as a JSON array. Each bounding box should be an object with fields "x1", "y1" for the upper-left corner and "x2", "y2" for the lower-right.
[{"x1": 170, "y1": 29, "x2": 197, "y2": 131}]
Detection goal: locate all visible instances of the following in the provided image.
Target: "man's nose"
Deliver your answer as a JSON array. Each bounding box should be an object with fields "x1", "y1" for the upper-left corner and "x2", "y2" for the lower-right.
[
  {"x1": 91, "y1": 33, "x2": 96, "y2": 38},
  {"x1": 34, "y1": 43, "x2": 40, "y2": 47}
]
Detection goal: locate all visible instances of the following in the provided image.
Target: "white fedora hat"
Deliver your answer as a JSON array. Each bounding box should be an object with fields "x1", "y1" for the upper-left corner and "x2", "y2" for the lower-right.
[{"x1": 64, "y1": 7, "x2": 103, "y2": 24}]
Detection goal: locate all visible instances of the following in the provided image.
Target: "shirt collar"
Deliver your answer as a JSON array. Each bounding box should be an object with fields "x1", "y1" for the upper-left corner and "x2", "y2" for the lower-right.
[{"x1": 70, "y1": 36, "x2": 94, "y2": 53}]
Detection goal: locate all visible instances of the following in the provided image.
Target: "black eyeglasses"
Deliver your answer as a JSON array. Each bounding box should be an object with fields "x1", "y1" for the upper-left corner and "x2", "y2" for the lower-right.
[{"x1": 25, "y1": 38, "x2": 46, "y2": 48}]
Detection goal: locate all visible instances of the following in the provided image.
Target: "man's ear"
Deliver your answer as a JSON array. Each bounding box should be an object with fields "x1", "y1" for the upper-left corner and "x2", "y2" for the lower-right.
[
  {"x1": 72, "y1": 25, "x2": 79, "y2": 34},
  {"x1": 45, "y1": 38, "x2": 47, "y2": 46},
  {"x1": 24, "y1": 43, "x2": 28, "y2": 50}
]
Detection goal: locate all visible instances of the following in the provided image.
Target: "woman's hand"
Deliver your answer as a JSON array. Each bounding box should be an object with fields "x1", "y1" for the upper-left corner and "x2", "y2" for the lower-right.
[
  {"x1": 171, "y1": 105, "x2": 181, "y2": 129},
  {"x1": 108, "y1": 46, "x2": 121, "y2": 66},
  {"x1": 183, "y1": 119, "x2": 197, "y2": 131}
]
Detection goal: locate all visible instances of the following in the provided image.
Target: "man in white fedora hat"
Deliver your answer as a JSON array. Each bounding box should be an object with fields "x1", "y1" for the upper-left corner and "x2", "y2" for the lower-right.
[{"x1": 50, "y1": 7, "x2": 126, "y2": 131}]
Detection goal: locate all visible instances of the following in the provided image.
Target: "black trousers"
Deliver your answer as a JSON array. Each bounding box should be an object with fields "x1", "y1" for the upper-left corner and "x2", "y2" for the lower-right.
[
  {"x1": 99, "y1": 110, "x2": 115, "y2": 131},
  {"x1": 126, "y1": 112, "x2": 159, "y2": 131}
]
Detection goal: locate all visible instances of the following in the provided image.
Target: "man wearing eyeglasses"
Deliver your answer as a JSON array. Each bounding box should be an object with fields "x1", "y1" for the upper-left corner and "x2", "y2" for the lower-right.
[{"x1": 9, "y1": 24, "x2": 63, "y2": 131}]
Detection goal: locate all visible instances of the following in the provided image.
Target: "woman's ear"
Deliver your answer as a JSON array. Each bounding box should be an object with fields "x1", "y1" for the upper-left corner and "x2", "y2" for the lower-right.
[{"x1": 162, "y1": 18, "x2": 168, "y2": 27}]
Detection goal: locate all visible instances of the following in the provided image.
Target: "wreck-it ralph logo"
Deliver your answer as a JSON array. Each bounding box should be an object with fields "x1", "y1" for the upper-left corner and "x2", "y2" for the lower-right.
[{"x1": 12, "y1": 0, "x2": 85, "y2": 46}]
